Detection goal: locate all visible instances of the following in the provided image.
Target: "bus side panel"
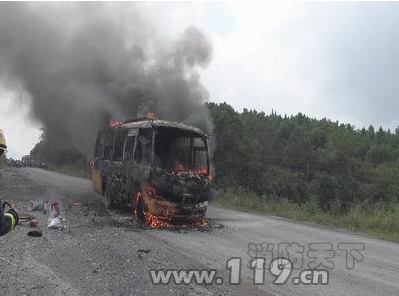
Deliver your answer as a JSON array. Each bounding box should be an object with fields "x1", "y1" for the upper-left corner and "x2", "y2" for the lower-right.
[{"x1": 92, "y1": 166, "x2": 103, "y2": 194}]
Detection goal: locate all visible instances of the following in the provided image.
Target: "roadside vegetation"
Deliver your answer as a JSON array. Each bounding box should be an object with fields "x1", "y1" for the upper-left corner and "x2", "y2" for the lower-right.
[
  {"x1": 30, "y1": 128, "x2": 91, "y2": 179},
  {"x1": 28, "y1": 103, "x2": 399, "y2": 240},
  {"x1": 215, "y1": 187, "x2": 399, "y2": 241},
  {"x1": 209, "y1": 102, "x2": 399, "y2": 242}
]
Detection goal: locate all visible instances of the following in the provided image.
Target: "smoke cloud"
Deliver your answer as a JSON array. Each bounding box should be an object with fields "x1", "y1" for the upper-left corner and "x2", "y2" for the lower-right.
[{"x1": 0, "y1": 3, "x2": 213, "y2": 156}]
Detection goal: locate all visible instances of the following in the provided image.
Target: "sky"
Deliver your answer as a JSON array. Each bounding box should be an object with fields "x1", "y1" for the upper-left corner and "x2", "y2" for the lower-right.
[{"x1": 2, "y1": 1, "x2": 399, "y2": 158}]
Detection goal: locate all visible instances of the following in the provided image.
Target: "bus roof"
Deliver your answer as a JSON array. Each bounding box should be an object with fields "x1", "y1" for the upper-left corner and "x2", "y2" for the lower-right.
[{"x1": 120, "y1": 119, "x2": 206, "y2": 136}]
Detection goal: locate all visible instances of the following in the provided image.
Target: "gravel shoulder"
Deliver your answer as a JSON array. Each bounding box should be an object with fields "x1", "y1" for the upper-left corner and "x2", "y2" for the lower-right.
[{"x1": 0, "y1": 168, "x2": 257, "y2": 296}]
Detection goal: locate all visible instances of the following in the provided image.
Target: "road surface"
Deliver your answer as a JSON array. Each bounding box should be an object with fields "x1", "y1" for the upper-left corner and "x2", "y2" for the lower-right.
[{"x1": 0, "y1": 167, "x2": 398, "y2": 295}]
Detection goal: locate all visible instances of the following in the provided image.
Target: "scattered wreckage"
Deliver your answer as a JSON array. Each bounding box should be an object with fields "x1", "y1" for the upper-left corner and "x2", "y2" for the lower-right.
[{"x1": 91, "y1": 116, "x2": 212, "y2": 227}]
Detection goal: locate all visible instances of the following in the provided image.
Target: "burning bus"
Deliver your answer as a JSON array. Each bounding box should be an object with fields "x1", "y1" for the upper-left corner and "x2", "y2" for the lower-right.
[{"x1": 91, "y1": 116, "x2": 212, "y2": 226}]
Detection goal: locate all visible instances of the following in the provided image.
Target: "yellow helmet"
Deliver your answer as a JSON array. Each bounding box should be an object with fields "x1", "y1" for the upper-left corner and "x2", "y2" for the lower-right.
[{"x1": 0, "y1": 129, "x2": 6, "y2": 157}]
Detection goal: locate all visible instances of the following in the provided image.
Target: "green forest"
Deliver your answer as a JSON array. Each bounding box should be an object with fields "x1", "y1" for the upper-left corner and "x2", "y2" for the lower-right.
[
  {"x1": 30, "y1": 102, "x2": 399, "y2": 239},
  {"x1": 208, "y1": 102, "x2": 399, "y2": 213},
  {"x1": 30, "y1": 128, "x2": 89, "y2": 178}
]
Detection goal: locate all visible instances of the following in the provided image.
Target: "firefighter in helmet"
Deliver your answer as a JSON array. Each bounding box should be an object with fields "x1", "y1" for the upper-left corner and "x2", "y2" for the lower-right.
[{"x1": 0, "y1": 129, "x2": 19, "y2": 236}]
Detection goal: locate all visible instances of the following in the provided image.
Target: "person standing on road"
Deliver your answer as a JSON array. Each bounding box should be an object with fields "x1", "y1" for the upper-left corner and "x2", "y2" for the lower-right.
[{"x1": 0, "y1": 128, "x2": 19, "y2": 236}]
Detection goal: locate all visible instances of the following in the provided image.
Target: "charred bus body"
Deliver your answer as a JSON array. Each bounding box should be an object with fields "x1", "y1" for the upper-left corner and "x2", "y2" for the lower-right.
[{"x1": 92, "y1": 118, "x2": 211, "y2": 223}]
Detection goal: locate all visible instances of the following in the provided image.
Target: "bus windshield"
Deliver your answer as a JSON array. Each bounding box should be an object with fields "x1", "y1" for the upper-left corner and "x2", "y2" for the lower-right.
[{"x1": 154, "y1": 127, "x2": 208, "y2": 175}]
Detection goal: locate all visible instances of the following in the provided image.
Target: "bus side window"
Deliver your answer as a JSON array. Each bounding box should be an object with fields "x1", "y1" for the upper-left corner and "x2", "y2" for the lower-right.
[
  {"x1": 124, "y1": 136, "x2": 136, "y2": 161},
  {"x1": 103, "y1": 131, "x2": 115, "y2": 161},
  {"x1": 134, "y1": 137, "x2": 143, "y2": 163},
  {"x1": 135, "y1": 136, "x2": 151, "y2": 164},
  {"x1": 94, "y1": 133, "x2": 105, "y2": 159},
  {"x1": 143, "y1": 141, "x2": 151, "y2": 164},
  {"x1": 114, "y1": 129, "x2": 128, "y2": 162},
  {"x1": 134, "y1": 130, "x2": 152, "y2": 165}
]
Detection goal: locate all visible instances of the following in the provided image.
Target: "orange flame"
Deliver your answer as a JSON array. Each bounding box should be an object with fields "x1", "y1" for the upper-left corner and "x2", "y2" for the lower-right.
[
  {"x1": 146, "y1": 213, "x2": 174, "y2": 228},
  {"x1": 170, "y1": 161, "x2": 212, "y2": 180},
  {"x1": 196, "y1": 219, "x2": 208, "y2": 227},
  {"x1": 145, "y1": 213, "x2": 208, "y2": 229},
  {"x1": 134, "y1": 185, "x2": 208, "y2": 229},
  {"x1": 175, "y1": 161, "x2": 184, "y2": 172}
]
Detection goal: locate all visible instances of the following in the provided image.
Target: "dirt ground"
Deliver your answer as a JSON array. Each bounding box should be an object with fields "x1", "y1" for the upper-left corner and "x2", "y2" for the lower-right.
[
  {"x1": 0, "y1": 167, "x2": 398, "y2": 296},
  {"x1": 0, "y1": 168, "x2": 254, "y2": 296}
]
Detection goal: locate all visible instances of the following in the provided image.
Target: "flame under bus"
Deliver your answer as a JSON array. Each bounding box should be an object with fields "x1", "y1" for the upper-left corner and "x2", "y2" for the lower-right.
[{"x1": 92, "y1": 118, "x2": 211, "y2": 226}]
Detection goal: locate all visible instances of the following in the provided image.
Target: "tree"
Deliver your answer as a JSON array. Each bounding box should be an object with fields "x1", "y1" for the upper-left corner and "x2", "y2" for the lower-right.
[{"x1": 207, "y1": 102, "x2": 399, "y2": 213}]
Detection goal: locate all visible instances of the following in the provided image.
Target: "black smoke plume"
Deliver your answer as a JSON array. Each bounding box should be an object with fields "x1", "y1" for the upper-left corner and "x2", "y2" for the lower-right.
[{"x1": 0, "y1": 3, "x2": 213, "y2": 155}]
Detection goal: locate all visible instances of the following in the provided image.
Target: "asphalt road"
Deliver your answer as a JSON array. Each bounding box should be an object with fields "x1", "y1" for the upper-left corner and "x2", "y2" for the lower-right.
[{"x1": 0, "y1": 167, "x2": 398, "y2": 295}]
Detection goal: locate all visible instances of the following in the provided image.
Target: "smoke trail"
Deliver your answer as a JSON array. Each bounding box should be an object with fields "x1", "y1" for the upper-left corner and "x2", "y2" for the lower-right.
[{"x1": 0, "y1": 3, "x2": 213, "y2": 156}]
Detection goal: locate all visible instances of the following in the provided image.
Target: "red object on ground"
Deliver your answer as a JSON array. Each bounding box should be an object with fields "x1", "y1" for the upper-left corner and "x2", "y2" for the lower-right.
[
  {"x1": 43, "y1": 200, "x2": 48, "y2": 214},
  {"x1": 49, "y1": 201, "x2": 60, "y2": 217},
  {"x1": 29, "y1": 219, "x2": 38, "y2": 227}
]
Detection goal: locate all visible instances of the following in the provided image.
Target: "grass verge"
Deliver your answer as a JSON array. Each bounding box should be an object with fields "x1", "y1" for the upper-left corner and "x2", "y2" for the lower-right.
[{"x1": 214, "y1": 187, "x2": 399, "y2": 242}]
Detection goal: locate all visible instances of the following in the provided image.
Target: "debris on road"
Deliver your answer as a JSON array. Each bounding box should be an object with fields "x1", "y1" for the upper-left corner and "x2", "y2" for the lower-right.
[
  {"x1": 42, "y1": 200, "x2": 48, "y2": 214},
  {"x1": 137, "y1": 248, "x2": 151, "y2": 260},
  {"x1": 29, "y1": 219, "x2": 39, "y2": 227},
  {"x1": 0, "y1": 256, "x2": 17, "y2": 267},
  {"x1": 28, "y1": 200, "x2": 43, "y2": 211},
  {"x1": 71, "y1": 201, "x2": 83, "y2": 206},
  {"x1": 48, "y1": 201, "x2": 60, "y2": 218},
  {"x1": 47, "y1": 217, "x2": 63, "y2": 230},
  {"x1": 27, "y1": 230, "x2": 42, "y2": 237},
  {"x1": 19, "y1": 214, "x2": 35, "y2": 223}
]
